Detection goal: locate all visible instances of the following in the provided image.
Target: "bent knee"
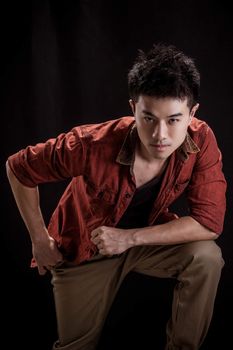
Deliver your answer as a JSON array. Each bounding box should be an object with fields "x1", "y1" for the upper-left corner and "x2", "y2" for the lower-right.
[{"x1": 184, "y1": 240, "x2": 224, "y2": 270}]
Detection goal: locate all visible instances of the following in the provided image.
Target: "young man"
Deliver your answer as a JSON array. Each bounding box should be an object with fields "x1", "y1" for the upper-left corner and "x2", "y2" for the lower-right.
[{"x1": 6, "y1": 43, "x2": 226, "y2": 350}]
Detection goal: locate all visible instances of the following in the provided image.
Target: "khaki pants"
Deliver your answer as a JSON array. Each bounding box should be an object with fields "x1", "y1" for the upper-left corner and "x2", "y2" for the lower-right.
[{"x1": 51, "y1": 241, "x2": 224, "y2": 350}]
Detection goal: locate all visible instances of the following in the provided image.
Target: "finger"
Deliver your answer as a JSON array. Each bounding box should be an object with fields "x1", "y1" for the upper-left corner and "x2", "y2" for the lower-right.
[
  {"x1": 91, "y1": 237, "x2": 101, "y2": 244},
  {"x1": 90, "y1": 236, "x2": 95, "y2": 243},
  {"x1": 97, "y1": 242, "x2": 103, "y2": 250},
  {"x1": 99, "y1": 249, "x2": 111, "y2": 256},
  {"x1": 91, "y1": 226, "x2": 105, "y2": 239},
  {"x1": 53, "y1": 253, "x2": 64, "y2": 263},
  {"x1": 38, "y1": 265, "x2": 47, "y2": 275},
  {"x1": 53, "y1": 260, "x2": 64, "y2": 268},
  {"x1": 56, "y1": 252, "x2": 64, "y2": 261},
  {"x1": 47, "y1": 259, "x2": 64, "y2": 268},
  {"x1": 91, "y1": 229, "x2": 99, "y2": 239}
]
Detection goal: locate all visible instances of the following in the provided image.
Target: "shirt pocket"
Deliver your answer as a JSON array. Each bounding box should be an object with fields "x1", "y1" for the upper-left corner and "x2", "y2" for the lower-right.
[{"x1": 85, "y1": 181, "x2": 116, "y2": 220}]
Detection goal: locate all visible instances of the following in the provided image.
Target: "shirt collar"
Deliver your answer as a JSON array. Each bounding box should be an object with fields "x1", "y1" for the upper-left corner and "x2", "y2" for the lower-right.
[
  {"x1": 177, "y1": 132, "x2": 200, "y2": 161},
  {"x1": 116, "y1": 122, "x2": 200, "y2": 166},
  {"x1": 116, "y1": 124, "x2": 137, "y2": 166}
]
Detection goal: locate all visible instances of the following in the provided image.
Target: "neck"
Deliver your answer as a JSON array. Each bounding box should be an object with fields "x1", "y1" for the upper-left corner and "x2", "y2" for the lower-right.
[{"x1": 137, "y1": 141, "x2": 167, "y2": 166}]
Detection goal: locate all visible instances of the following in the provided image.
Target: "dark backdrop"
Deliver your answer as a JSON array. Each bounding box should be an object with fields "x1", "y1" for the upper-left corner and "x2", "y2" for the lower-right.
[{"x1": 1, "y1": 1, "x2": 232, "y2": 349}]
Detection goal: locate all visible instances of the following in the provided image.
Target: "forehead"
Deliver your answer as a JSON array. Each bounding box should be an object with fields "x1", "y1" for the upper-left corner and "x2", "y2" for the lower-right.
[{"x1": 136, "y1": 95, "x2": 189, "y2": 115}]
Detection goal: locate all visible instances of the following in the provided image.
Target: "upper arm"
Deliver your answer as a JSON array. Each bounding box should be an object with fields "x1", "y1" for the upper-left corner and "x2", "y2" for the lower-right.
[
  {"x1": 187, "y1": 126, "x2": 227, "y2": 234},
  {"x1": 7, "y1": 127, "x2": 87, "y2": 187}
]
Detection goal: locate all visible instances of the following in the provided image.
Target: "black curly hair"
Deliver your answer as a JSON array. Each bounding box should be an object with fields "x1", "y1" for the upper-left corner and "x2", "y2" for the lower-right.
[{"x1": 128, "y1": 43, "x2": 200, "y2": 109}]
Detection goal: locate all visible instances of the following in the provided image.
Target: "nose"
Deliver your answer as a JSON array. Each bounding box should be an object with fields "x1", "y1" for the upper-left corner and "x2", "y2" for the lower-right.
[{"x1": 152, "y1": 121, "x2": 167, "y2": 141}]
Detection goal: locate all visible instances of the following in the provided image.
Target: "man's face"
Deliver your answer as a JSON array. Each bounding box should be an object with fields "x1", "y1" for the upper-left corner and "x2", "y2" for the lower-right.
[{"x1": 130, "y1": 95, "x2": 199, "y2": 161}]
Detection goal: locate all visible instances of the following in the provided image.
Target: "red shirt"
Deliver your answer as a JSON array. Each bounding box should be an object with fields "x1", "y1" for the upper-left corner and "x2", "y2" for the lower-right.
[{"x1": 8, "y1": 116, "x2": 227, "y2": 265}]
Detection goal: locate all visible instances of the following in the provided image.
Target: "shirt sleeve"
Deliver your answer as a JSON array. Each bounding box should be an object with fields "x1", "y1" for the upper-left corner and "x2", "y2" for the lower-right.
[
  {"x1": 156, "y1": 208, "x2": 179, "y2": 224},
  {"x1": 7, "y1": 127, "x2": 86, "y2": 187},
  {"x1": 187, "y1": 126, "x2": 227, "y2": 234}
]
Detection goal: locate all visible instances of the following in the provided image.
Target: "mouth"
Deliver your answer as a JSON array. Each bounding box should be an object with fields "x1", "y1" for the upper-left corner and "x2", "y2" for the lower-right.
[{"x1": 149, "y1": 144, "x2": 170, "y2": 151}]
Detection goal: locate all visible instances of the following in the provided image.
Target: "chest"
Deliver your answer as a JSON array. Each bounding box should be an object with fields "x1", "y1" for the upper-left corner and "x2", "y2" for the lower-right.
[{"x1": 132, "y1": 156, "x2": 167, "y2": 188}]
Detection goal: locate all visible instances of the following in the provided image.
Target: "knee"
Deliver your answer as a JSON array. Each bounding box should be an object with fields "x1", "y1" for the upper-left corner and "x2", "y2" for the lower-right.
[{"x1": 183, "y1": 240, "x2": 224, "y2": 272}]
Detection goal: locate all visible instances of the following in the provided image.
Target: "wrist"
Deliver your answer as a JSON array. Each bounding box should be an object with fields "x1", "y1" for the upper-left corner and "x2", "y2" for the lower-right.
[
  {"x1": 127, "y1": 228, "x2": 142, "y2": 247},
  {"x1": 30, "y1": 227, "x2": 50, "y2": 244}
]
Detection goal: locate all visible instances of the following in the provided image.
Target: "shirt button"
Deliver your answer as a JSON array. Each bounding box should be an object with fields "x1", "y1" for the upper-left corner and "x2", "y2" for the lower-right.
[
  {"x1": 166, "y1": 188, "x2": 171, "y2": 195},
  {"x1": 125, "y1": 192, "x2": 131, "y2": 198}
]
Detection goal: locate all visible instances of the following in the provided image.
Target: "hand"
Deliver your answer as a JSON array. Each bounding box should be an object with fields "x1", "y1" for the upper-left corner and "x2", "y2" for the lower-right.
[
  {"x1": 32, "y1": 235, "x2": 64, "y2": 275},
  {"x1": 90, "y1": 226, "x2": 134, "y2": 256}
]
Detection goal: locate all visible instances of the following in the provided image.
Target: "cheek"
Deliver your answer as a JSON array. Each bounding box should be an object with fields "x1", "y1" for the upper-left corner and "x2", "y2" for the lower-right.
[
  {"x1": 138, "y1": 124, "x2": 149, "y2": 136},
  {"x1": 138, "y1": 129, "x2": 147, "y2": 142},
  {"x1": 172, "y1": 126, "x2": 188, "y2": 142},
  {"x1": 143, "y1": 127, "x2": 153, "y2": 141}
]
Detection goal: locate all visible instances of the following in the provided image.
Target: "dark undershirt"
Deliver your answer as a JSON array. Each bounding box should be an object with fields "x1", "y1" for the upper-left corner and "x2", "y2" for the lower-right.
[{"x1": 116, "y1": 174, "x2": 163, "y2": 229}]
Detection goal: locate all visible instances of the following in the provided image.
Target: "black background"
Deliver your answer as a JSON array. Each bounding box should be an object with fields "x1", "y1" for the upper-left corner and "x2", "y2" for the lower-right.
[{"x1": 1, "y1": 1, "x2": 232, "y2": 349}]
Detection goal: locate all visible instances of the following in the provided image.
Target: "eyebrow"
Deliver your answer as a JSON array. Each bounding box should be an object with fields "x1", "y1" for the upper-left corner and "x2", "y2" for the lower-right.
[{"x1": 142, "y1": 110, "x2": 183, "y2": 118}]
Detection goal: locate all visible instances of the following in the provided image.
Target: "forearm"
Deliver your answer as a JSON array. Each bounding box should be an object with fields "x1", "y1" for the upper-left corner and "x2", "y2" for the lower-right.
[
  {"x1": 130, "y1": 216, "x2": 218, "y2": 246},
  {"x1": 6, "y1": 161, "x2": 49, "y2": 243}
]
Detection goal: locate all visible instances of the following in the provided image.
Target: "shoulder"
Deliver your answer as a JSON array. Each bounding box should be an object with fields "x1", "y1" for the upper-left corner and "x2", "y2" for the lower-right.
[
  {"x1": 188, "y1": 117, "x2": 209, "y2": 135},
  {"x1": 71, "y1": 116, "x2": 135, "y2": 142},
  {"x1": 188, "y1": 117, "x2": 217, "y2": 148}
]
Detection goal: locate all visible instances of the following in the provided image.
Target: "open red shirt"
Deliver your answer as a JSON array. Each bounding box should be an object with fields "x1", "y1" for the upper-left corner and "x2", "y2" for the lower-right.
[{"x1": 8, "y1": 116, "x2": 227, "y2": 265}]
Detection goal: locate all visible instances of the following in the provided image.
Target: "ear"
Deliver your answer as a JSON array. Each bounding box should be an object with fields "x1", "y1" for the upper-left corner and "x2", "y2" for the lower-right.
[
  {"x1": 189, "y1": 103, "x2": 199, "y2": 123},
  {"x1": 129, "y1": 99, "x2": 136, "y2": 115}
]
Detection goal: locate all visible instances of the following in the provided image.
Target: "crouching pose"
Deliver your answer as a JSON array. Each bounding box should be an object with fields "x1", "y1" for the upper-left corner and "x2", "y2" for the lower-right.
[{"x1": 6, "y1": 43, "x2": 226, "y2": 350}]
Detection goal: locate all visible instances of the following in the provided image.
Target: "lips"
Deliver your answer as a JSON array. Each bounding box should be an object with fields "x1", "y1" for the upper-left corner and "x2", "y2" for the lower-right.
[
  {"x1": 149, "y1": 144, "x2": 170, "y2": 148},
  {"x1": 149, "y1": 143, "x2": 171, "y2": 152}
]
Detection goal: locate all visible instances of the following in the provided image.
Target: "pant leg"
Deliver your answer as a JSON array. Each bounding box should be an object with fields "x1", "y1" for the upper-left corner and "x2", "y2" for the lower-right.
[
  {"x1": 50, "y1": 254, "x2": 128, "y2": 350},
  {"x1": 123, "y1": 240, "x2": 224, "y2": 350},
  {"x1": 51, "y1": 240, "x2": 224, "y2": 350}
]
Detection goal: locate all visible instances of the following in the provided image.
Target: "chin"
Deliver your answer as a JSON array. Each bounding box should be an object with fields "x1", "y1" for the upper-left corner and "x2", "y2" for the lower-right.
[{"x1": 151, "y1": 153, "x2": 168, "y2": 160}]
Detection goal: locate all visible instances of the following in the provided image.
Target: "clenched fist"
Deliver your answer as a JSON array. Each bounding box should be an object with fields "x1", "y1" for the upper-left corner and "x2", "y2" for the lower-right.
[{"x1": 90, "y1": 226, "x2": 135, "y2": 256}]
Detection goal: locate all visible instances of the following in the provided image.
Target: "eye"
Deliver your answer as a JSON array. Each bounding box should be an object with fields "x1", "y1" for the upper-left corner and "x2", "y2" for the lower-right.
[
  {"x1": 168, "y1": 118, "x2": 180, "y2": 125},
  {"x1": 144, "y1": 116, "x2": 154, "y2": 123}
]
